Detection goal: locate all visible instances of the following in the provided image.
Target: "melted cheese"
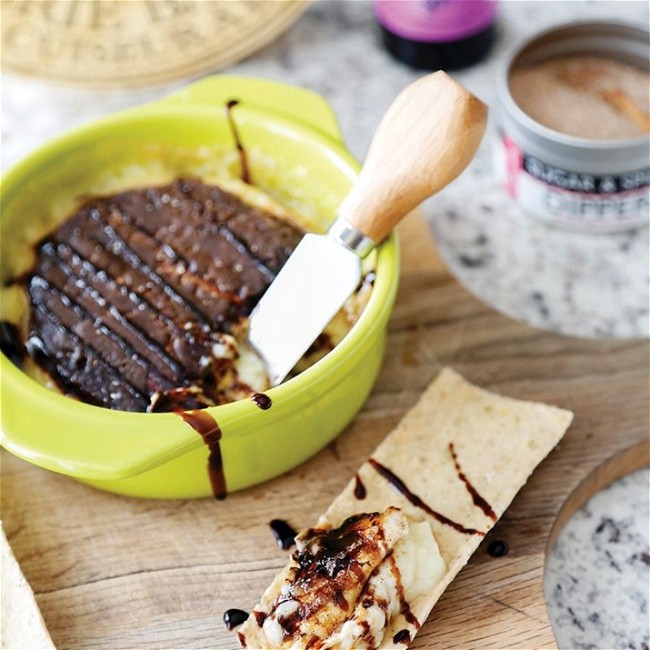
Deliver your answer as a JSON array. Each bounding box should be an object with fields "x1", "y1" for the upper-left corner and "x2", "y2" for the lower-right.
[{"x1": 321, "y1": 518, "x2": 446, "y2": 650}]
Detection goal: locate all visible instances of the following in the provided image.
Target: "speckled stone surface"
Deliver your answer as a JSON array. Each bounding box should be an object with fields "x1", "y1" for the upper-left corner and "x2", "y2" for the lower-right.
[
  {"x1": 2, "y1": 1, "x2": 649, "y2": 647},
  {"x1": 546, "y1": 468, "x2": 650, "y2": 650}
]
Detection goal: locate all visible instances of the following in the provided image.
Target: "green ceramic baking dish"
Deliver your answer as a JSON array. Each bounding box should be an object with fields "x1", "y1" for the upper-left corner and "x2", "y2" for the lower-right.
[{"x1": 0, "y1": 76, "x2": 399, "y2": 499}]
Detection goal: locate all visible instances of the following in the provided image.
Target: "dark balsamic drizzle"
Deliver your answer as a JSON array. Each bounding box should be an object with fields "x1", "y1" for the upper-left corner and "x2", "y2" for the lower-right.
[
  {"x1": 177, "y1": 410, "x2": 227, "y2": 500},
  {"x1": 0, "y1": 320, "x2": 26, "y2": 368},
  {"x1": 448, "y1": 442, "x2": 497, "y2": 521},
  {"x1": 267, "y1": 511, "x2": 395, "y2": 641},
  {"x1": 401, "y1": 603, "x2": 420, "y2": 628},
  {"x1": 253, "y1": 610, "x2": 267, "y2": 627},
  {"x1": 354, "y1": 270, "x2": 376, "y2": 292},
  {"x1": 305, "y1": 636, "x2": 321, "y2": 650},
  {"x1": 487, "y1": 539, "x2": 509, "y2": 557},
  {"x1": 250, "y1": 392, "x2": 272, "y2": 410},
  {"x1": 368, "y1": 458, "x2": 485, "y2": 536},
  {"x1": 226, "y1": 99, "x2": 252, "y2": 184},
  {"x1": 387, "y1": 555, "x2": 420, "y2": 630},
  {"x1": 237, "y1": 631, "x2": 247, "y2": 647},
  {"x1": 269, "y1": 518, "x2": 297, "y2": 550},
  {"x1": 353, "y1": 473, "x2": 367, "y2": 499},
  {"x1": 393, "y1": 629, "x2": 412, "y2": 645},
  {"x1": 333, "y1": 589, "x2": 349, "y2": 611},
  {"x1": 223, "y1": 608, "x2": 249, "y2": 630}
]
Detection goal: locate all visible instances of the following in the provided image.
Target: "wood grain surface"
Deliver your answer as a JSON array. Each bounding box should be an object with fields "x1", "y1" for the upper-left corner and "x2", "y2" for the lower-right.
[{"x1": 1, "y1": 213, "x2": 648, "y2": 649}]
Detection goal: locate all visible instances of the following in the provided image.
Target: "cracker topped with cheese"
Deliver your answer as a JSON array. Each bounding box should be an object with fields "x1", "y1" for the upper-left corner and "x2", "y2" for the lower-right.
[{"x1": 235, "y1": 368, "x2": 573, "y2": 649}]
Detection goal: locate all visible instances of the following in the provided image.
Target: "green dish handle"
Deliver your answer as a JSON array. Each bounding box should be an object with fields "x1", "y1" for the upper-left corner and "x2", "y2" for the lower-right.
[{"x1": 159, "y1": 75, "x2": 345, "y2": 146}]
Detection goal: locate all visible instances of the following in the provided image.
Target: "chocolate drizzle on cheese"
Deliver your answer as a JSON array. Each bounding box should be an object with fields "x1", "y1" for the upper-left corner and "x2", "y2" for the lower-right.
[
  {"x1": 387, "y1": 553, "x2": 420, "y2": 630},
  {"x1": 237, "y1": 507, "x2": 449, "y2": 649},
  {"x1": 258, "y1": 508, "x2": 408, "y2": 646},
  {"x1": 19, "y1": 179, "x2": 303, "y2": 412},
  {"x1": 368, "y1": 458, "x2": 485, "y2": 536}
]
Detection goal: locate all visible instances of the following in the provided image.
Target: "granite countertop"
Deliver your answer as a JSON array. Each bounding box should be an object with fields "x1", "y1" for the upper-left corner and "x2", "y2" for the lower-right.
[
  {"x1": 546, "y1": 468, "x2": 650, "y2": 650},
  {"x1": 2, "y1": 1, "x2": 648, "y2": 648}
]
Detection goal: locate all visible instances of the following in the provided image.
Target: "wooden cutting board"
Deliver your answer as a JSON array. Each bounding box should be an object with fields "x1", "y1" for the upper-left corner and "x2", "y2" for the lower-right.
[{"x1": 1, "y1": 213, "x2": 648, "y2": 649}]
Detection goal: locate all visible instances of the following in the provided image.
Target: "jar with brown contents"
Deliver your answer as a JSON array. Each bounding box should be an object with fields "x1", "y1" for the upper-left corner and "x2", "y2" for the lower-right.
[{"x1": 494, "y1": 21, "x2": 650, "y2": 232}]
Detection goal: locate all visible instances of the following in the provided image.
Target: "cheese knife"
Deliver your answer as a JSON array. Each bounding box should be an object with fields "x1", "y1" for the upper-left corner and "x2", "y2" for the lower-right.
[{"x1": 248, "y1": 71, "x2": 487, "y2": 386}]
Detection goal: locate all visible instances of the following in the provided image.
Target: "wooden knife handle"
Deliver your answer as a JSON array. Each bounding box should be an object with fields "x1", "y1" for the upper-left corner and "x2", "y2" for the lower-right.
[{"x1": 337, "y1": 71, "x2": 488, "y2": 244}]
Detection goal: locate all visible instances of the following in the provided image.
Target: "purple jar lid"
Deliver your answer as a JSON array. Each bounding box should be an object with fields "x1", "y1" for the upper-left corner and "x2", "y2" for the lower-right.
[{"x1": 373, "y1": 0, "x2": 497, "y2": 43}]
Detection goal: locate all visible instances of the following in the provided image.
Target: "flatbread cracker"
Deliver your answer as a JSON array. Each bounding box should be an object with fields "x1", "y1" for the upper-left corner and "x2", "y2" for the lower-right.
[
  {"x1": 1, "y1": 522, "x2": 56, "y2": 650},
  {"x1": 237, "y1": 367, "x2": 573, "y2": 649}
]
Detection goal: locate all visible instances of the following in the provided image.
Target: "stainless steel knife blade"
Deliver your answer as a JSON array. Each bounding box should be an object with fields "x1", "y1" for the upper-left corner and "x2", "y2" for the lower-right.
[{"x1": 247, "y1": 230, "x2": 362, "y2": 386}]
